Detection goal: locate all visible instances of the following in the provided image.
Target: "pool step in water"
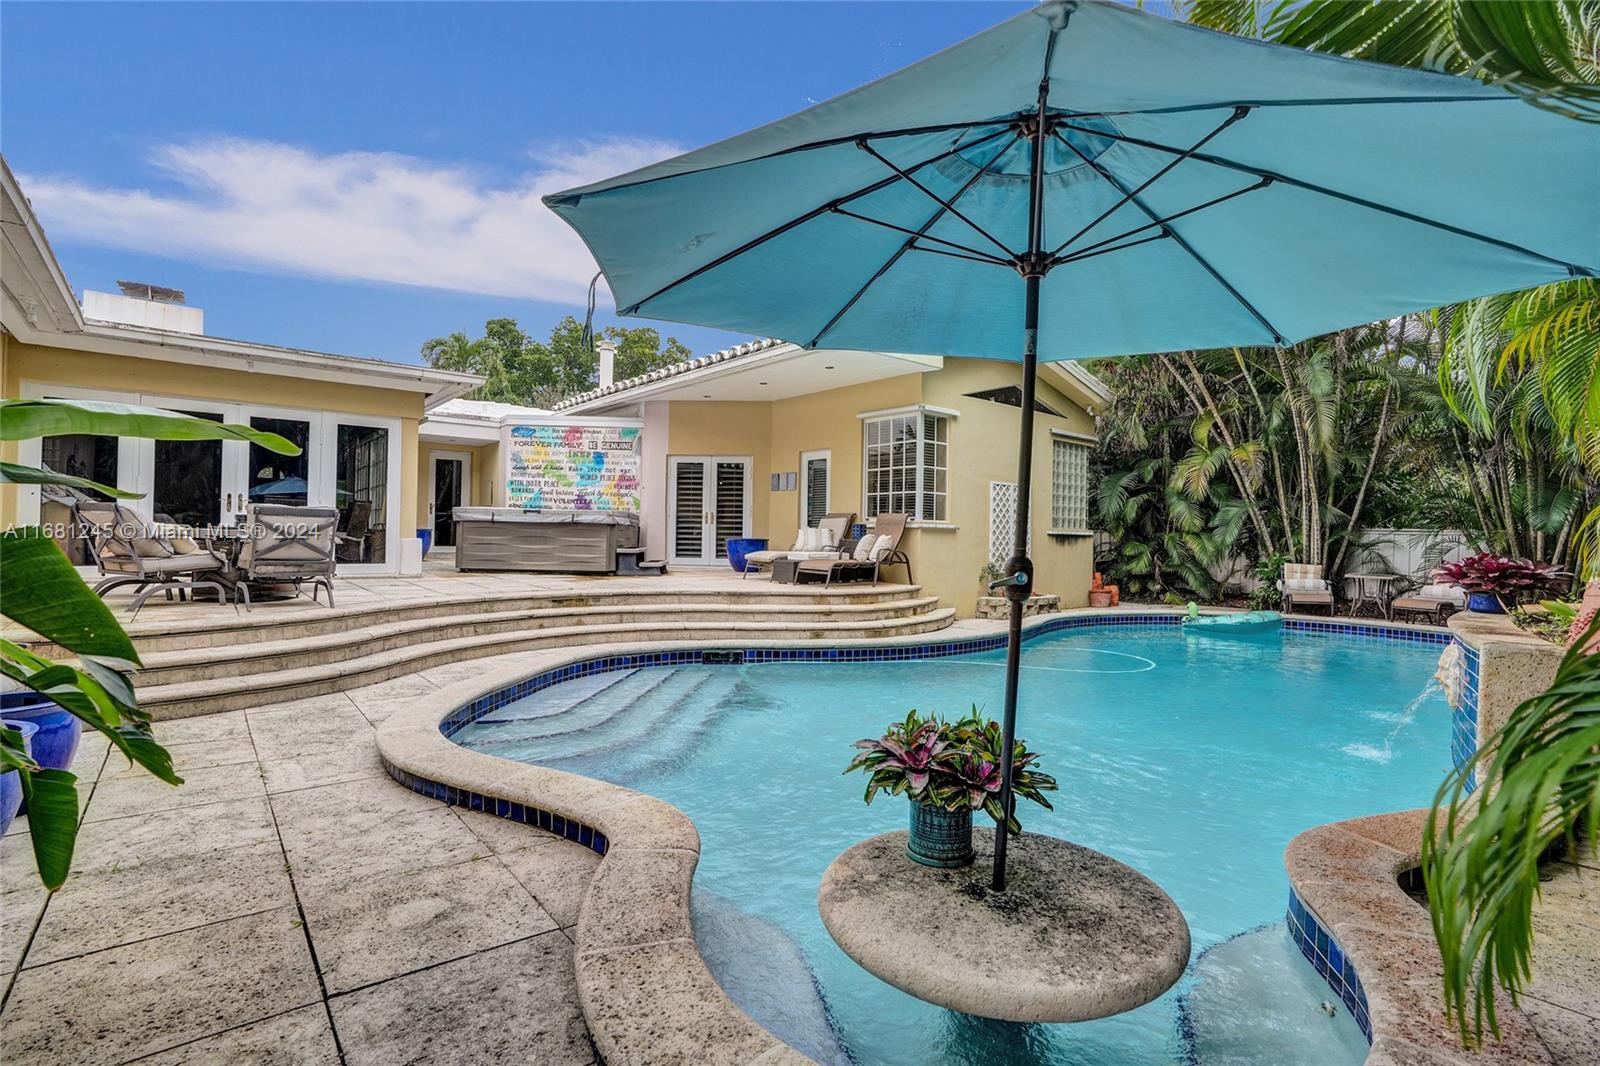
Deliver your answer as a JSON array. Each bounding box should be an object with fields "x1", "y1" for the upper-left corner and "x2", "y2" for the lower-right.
[
  {"x1": 467, "y1": 667, "x2": 711, "y2": 759},
  {"x1": 549, "y1": 673, "x2": 751, "y2": 781},
  {"x1": 470, "y1": 670, "x2": 636, "y2": 726}
]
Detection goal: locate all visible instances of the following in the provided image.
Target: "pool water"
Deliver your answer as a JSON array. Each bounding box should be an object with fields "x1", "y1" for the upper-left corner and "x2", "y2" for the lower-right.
[{"x1": 453, "y1": 625, "x2": 1451, "y2": 1065}]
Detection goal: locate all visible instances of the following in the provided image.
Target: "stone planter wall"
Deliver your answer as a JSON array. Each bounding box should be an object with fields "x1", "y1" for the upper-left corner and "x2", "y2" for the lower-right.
[{"x1": 1445, "y1": 613, "x2": 1563, "y2": 786}]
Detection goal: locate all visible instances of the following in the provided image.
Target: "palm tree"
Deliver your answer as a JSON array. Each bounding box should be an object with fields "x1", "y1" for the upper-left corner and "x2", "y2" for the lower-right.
[
  {"x1": 419, "y1": 331, "x2": 516, "y2": 402},
  {"x1": 1180, "y1": 0, "x2": 1600, "y2": 1046}
]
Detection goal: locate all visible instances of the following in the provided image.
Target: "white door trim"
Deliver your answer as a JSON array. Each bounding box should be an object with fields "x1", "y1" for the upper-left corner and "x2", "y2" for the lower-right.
[{"x1": 667, "y1": 455, "x2": 751, "y2": 565}]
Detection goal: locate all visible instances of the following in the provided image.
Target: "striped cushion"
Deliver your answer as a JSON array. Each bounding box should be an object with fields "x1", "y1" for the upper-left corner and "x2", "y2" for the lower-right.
[{"x1": 1282, "y1": 563, "x2": 1326, "y2": 591}]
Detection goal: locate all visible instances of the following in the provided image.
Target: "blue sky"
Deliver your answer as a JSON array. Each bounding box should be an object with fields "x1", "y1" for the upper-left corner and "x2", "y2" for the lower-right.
[{"x1": 2, "y1": 2, "x2": 1036, "y2": 365}]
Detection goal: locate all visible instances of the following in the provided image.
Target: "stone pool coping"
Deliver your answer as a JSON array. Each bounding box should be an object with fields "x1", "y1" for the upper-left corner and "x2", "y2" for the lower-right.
[
  {"x1": 1285, "y1": 809, "x2": 1552, "y2": 1065},
  {"x1": 375, "y1": 607, "x2": 1455, "y2": 1065}
]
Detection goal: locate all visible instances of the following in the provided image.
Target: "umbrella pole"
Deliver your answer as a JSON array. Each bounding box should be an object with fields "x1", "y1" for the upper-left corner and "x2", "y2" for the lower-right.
[{"x1": 992, "y1": 100, "x2": 1050, "y2": 892}]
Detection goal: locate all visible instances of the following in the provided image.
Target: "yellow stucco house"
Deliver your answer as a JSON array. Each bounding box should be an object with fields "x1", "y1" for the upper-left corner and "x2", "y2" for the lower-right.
[
  {"x1": 1, "y1": 155, "x2": 483, "y2": 575},
  {"x1": 553, "y1": 337, "x2": 1110, "y2": 614}
]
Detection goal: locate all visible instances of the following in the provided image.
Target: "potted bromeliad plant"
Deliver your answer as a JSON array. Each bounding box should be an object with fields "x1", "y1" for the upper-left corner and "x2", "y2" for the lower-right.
[
  {"x1": 1435, "y1": 552, "x2": 1570, "y2": 615},
  {"x1": 845, "y1": 707, "x2": 1057, "y2": 868}
]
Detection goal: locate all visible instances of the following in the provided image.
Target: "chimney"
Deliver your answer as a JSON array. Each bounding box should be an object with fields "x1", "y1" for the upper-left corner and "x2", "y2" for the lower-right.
[{"x1": 597, "y1": 339, "x2": 617, "y2": 388}]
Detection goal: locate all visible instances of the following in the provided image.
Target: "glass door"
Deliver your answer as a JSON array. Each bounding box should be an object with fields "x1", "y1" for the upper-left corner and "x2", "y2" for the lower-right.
[
  {"x1": 322, "y1": 416, "x2": 400, "y2": 573},
  {"x1": 668, "y1": 456, "x2": 749, "y2": 564},
  {"x1": 431, "y1": 453, "x2": 470, "y2": 548},
  {"x1": 139, "y1": 396, "x2": 245, "y2": 528},
  {"x1": 801, "y1": 450, "x2": 830, "y2": 528},
  {"x1": 244, "y1": 410, "x2": 315, "y2": 508},
  {"x1": 668, "y1": 457, "x2": 707, "y2": 564}
]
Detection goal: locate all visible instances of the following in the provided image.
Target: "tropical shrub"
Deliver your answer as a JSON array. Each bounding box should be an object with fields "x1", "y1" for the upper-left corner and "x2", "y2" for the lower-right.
[
  {"x1": 1424, "y1": 620, "x2": 1600, "y2": 1045},
  {"x1": 0, "y1": 398, "x2": 298, "y2": 889},
  {"x1": 1435, "y1": 552, "x2": 1570, "y2": 607},
  {"x1": 844, "y1": 707, "x2": 1057, "y2": 833},
  {"x1": 1248, "y1": 553, "x2": 1289, "y2": 611}
]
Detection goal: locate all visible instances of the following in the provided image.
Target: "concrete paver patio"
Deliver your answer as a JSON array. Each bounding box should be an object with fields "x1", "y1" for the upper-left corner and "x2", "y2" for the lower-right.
[{"x1": 0, "y1": 667, "x2": 600, "y2": 1066}]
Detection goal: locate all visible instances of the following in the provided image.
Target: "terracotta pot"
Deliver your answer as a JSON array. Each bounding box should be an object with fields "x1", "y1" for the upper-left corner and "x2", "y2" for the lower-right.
[{"x1": 1089, "y1": 590, "x2": 1113, "y2": 608}]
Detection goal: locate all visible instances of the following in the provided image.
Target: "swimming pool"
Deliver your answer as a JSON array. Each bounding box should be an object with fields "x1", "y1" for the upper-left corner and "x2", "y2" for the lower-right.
[{"x1": 452, "y1": 623, "x2": 1451, "y2": 1065}]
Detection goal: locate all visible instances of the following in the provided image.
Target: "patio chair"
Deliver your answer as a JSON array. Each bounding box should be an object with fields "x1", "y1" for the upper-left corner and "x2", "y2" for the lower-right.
[
  {"x1": 1389, "y1": 581, "x2": 1465, "y2": 625},
  {"x1": 76, "y1": 500, "x2": 230, "y2": 616},
  {"x1": 740, "y1": 512, "x2": 855, "y2": 579},
  {"x1": 335, "y1": 499, "x2": 373, "y2": 563},
  {"x1": 796, "y1": 513, "x2": 911, "y2": 588},
  {"x1": 236, "y1": 504, "x2": 338, "y2": 610},
  {"x1": 1277, "y1": 562, "x2": 1334, "y2": 615}
]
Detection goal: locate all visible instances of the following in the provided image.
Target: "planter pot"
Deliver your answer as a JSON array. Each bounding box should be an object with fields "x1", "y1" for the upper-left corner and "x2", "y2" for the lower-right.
[
  {"x1": 1, "y1": 719, "x2": 40, "y2": 838},
  {"x1": 726, "y1": 538, "x2": 768, "y2": 574},
  {"x1": 1089, "y1": 590, "x2": 1113, "y2": 608},
  {"x1": 0, "y1": 693, "x2": 81, "y2": 772},
  {"x1": 418, "y1": 529, "x2": 433, "y2": 558},
  {"x1": 906, "y1": 801, "x2": 974, "y2": 868},
  {"x1": 1466, "y1": 591, "x2": 1507, "y2": 614}
]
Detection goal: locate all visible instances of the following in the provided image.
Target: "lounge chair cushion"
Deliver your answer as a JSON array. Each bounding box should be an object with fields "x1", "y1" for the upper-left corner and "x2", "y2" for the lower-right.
[
  {"x1": 867, "y1": 534, "x2": 894, "y2": 561},
  {"x1": 852, "y1": 536, "x2": 876, "y2": 561},
  {"x1": 99, "y1": 553, "x2": 223, "y2": 575},
  {"x1": 1280, "y1": 563, "x2": 1327, "y2": 591}
]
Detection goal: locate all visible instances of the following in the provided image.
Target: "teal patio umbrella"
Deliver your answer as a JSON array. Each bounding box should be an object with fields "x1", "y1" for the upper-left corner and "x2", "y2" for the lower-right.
[{"x1": 547, "y1": 0, "x2": 1599, "y2": 889}]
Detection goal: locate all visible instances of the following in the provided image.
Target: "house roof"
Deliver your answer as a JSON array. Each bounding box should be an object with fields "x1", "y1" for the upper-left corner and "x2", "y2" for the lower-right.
[
  {"x1": 554, "y1": 337, "x2": 789, "y2": 411},
  {"x1": 554, "y1": 334, "x2": 1113, "y2": 414},
  {"x1": 0, "y1": 154, "x2": 484, "y2": 409}
]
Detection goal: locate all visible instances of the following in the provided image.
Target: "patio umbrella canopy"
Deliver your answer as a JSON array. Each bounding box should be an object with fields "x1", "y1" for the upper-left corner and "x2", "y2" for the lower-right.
[{"x1": 547, "y1": 0, "x2": 1599, "y2": 891}]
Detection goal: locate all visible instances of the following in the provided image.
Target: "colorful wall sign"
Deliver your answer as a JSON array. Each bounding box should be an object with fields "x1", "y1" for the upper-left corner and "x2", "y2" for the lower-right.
[{"x1": 504, "y1": 423, "x2": 641, "y2": 511}]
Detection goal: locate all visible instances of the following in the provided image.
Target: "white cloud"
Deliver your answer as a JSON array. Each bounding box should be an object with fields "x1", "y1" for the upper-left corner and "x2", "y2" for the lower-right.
[{"x1": 21, "y1": 137, "x2": 681, "y2": 304}]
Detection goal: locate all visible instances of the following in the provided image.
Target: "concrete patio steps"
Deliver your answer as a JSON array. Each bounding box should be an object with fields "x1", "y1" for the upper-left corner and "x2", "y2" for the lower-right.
[
  {"x1": 102, "y1": 586, "x2": 951, "y2": 719},
  {"x1": 98, "y1": 583, "x2": 930, "y2": 654},
  {"x1": 128, "y1": 597, "x2": 948, "y2": 687}
]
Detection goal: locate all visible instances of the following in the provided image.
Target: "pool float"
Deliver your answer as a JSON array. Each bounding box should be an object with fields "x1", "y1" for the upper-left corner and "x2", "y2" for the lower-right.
[{"x1": 1182, "y1": 606, "x2": 1283, "y2": 635}]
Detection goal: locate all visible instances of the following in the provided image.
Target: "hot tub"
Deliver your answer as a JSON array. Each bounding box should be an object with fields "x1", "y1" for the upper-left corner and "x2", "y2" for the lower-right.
[{"x1": 451, "y1": 508, "x2": 640, "y2": 572}]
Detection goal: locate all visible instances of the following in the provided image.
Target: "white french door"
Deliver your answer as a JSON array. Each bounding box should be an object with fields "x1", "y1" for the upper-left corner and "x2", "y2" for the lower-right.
[{"x1": 668, "y1": 456, "x2": 750, "y2": 565}]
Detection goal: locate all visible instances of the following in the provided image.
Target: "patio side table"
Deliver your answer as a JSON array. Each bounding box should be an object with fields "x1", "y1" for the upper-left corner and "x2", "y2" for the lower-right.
[
  {"x1": 1347, "y1": 573, "x2": 1402, "y2": 620},
  {"x1": 770, "y1": 557, "x2": 802, "y2": 584}
]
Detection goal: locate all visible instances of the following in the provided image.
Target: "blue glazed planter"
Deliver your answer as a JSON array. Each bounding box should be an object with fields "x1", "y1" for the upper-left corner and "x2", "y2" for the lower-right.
[
  {"x1": 0, "y1": 692, "x2": 80, "y2": 772},
  {"x1": 907, "y1": 801, "x2": 974, "y2": 868},
  {"x1": 418, "y1": 529, "x2": 434, "y2": 558},
  {"x1": 726, "y1": 538, "x2": 768, "y2": 574},
  {"x1": 1, "y1": 719, "x2": 40, "y2": 838},
  {"x1": 1466, "y1": 591, "x2": 1507, "y2": 614}
]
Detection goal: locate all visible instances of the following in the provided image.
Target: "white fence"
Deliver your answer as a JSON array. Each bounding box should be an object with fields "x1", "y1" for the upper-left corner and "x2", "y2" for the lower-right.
[{"x1": 1093, "y1": 527, "x2": 1474, "y2": 593}]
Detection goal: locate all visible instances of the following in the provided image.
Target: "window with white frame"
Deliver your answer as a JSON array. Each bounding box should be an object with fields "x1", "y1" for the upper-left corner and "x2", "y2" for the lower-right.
[
  {"x1": 1051, "y1": 436, "x2": 1091, "y2": 531},
  {"x1": 863, "y1": 409, "x2": 949, "y2": 521}
]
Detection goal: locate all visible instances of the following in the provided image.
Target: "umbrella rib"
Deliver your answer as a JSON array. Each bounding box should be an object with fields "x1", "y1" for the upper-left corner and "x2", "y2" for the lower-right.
[
  {"x1": 1053, "y1": 130, "x2": 1285, "y2": 344},
  {"x1": 1061, "y1": 94, "x2": 1517, "y2": 118},
  {"x1": 908, "y1": 244, "x2": 1019, "y2": 267},
  {"x1": 1049, "y1": 176, "x2": 1273, "y2": 266},
  {"x1": 832, "y1": 207, "x2": 1014, "y2": 266},
  {"x1": 617, "y1": 125, "x2": 1017, "y2": 315},
  {"x1": 1053, "y1": 230, "x2": 1172, "y2": 265},
  {"x1": 808, "y1": 133, "x2": 1023, "y2": 348},
  {"x1": 1049, "y1": 106, "x2": 1251, "y2": 259},
  {"x1": 856, "y1": 141, "x2": 1020, "y2": 260},
  {"x1": 1058, "y1": 122, "x2": 1596, "y2": 277}
]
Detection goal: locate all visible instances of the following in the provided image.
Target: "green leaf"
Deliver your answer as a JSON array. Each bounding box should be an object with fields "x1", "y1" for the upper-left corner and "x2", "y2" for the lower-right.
[
  {"x1": 19, "y1": 767, "x2": 79, "y2": 890},
  {"x1": 0, "y1": 529, "x2": 140, "y2": 664},
  {"x1": 0, "y1": 461, "x2": 143, "y2": 499},
  {"x1": 0, "y1": 398, "x2": 300, "y2": 454}
]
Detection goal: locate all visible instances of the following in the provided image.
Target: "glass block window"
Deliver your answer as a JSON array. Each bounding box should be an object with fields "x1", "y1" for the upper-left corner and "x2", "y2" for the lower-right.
[
  {"x1": 864, "y1": 410, "x2": 949, "y2": 521},
  {"x1": 1051, "y1": 437, "x2": 1090, "y2": 531}
]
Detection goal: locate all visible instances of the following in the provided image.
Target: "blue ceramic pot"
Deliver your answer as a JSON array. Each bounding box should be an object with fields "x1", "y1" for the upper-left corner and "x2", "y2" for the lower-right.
[
  {"x1": 726, "y1": 538, "x2": 768, "y2": 574},
  {"x1": 907, "y1": 801, "x2": 974, "y2": 868},
  {"x1": 0, "y1": 692, "x2": 81, "y2": 772},
  {"x1": 1466, "y1": 591, "x2": 1507, "y2": 614},
  {"x1": 1, "y1": 719, "x2": 40, "y2": 838},
  {"x1": 418, "y1": 529, "x2": 434, "y2": 558}
]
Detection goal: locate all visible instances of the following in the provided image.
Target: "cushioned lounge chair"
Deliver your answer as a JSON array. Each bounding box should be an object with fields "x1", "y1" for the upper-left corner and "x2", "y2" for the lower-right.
[
  {"x1": 796, "y1": 513, "x2": 911, "y2": 587},
  {"x1": 1277, "y1": 562, "x2": 1333, "y2": 615},
  {"x1": 741, "y1": 512, "x2": 855, "y2": 579},
  {"x1": 1389, "y1": 581, "x2": 1465, "y2": 624},
  {"x1": 236, "y1": 504, "x2": 338, "y2": 610},
  {"x1": 77, "y1": 500, "x2": 230, "y2": 616}
]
